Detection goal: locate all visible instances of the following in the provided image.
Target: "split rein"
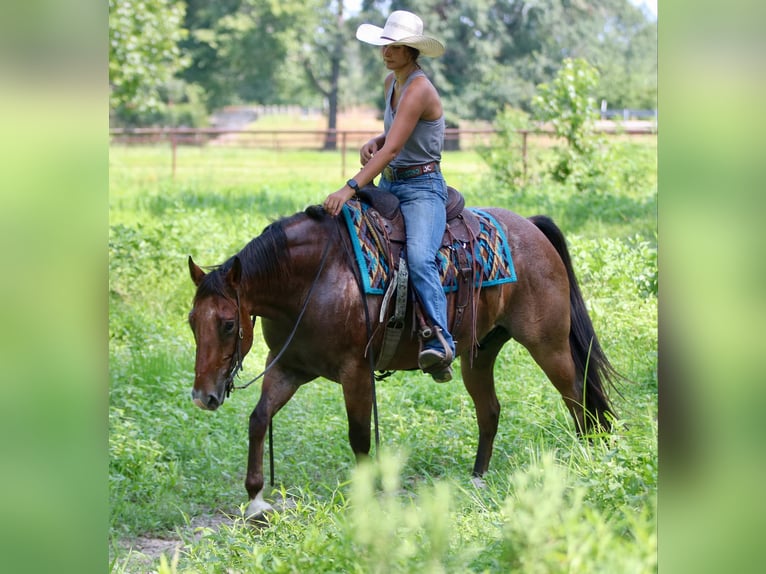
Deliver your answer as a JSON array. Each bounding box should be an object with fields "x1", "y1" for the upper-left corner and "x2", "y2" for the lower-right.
[
  {"x1": 223, "y1": 237, "x2": 333, "y2": 397},
  {"x1": 218, "y1": 216, "x2": 381, "y2": 486}
]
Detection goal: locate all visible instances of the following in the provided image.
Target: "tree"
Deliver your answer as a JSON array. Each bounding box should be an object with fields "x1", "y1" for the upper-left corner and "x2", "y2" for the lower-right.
[
  {"x1": 179, "y1": 0, "x2": 318, "y2": 111},
  {"x1": 357, "y1": 0, "x2": 656, "y2": 121},
  {"x1": 109, "y1": 0, "x2": 189, "y2": 113},
  {"x1": 531, "y1": 57, "x2": 608, "y2": 188},
  {"x1": 298, "y1": 0, "x2": 347, "y2": 150}
]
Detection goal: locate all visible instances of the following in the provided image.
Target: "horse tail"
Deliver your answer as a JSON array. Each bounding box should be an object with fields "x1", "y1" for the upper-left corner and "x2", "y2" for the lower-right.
[{"x1": 529, "y1": 215, "x2": 619, "y2": 432}]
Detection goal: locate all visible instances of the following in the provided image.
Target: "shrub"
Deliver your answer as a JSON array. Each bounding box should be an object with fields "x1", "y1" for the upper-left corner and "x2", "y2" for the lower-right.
[
  {"x1": 531, "y1": 58, "x2": 610, "y2": 191},
  {"x1": 478, "y1": 106, "x2": 531, "y2": 193}
]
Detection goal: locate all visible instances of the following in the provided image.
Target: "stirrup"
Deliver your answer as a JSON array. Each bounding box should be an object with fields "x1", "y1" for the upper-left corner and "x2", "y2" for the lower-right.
[{"x1": 418, "y1": 326, "x2": 454, "y2": 364}]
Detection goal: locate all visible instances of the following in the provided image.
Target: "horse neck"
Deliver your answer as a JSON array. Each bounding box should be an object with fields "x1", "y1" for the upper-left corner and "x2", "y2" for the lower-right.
[{"x1": 241, "y1": 214, "x2": 335, "y2": 319}]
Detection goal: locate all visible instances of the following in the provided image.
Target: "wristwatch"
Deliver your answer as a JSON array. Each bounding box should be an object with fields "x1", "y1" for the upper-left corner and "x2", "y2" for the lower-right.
[{"x1": 346, "y1": 178, "x2": 360, "y2": 193}]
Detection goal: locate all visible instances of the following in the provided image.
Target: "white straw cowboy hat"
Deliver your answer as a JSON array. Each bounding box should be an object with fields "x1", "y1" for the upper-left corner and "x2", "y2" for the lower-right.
[{"x1": 356, "y1": 10, "x2": 445, "y2": 58}]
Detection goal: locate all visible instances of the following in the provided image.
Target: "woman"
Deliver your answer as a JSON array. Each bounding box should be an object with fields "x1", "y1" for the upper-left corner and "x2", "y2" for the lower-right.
[{"x1": 322, "y1": 10, "x2": 455, "y2": 383}]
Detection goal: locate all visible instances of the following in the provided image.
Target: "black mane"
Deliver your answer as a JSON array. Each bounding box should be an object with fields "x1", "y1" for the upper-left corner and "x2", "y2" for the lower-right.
[{"x1": 193, "y1": 213, "x2": 303, "y2": 301}]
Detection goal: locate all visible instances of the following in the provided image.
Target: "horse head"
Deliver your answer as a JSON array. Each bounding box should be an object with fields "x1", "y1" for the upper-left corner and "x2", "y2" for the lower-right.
[{"x1": 187, "y1": 256, "x2": 255, "y2": 411}]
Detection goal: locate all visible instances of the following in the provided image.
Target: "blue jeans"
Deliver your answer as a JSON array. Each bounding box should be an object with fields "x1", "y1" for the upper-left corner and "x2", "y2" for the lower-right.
[{"x1": 379, "y1": 172, "x2": 455, "y2": 356}]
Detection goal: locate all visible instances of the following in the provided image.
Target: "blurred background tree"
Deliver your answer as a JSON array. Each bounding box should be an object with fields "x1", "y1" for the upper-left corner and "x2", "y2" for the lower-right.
[
  {"x1": 109, "y1": 0, "x2": 656, "y2": 127},
  {"x1": 109, "y1": 0, "x2": 189, "y2": 118}
]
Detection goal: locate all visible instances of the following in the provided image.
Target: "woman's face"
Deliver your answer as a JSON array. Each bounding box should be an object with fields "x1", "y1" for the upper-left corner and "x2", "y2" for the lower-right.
[{"x1": 381, "y1": 45, "x2": 413, "y2": 70}]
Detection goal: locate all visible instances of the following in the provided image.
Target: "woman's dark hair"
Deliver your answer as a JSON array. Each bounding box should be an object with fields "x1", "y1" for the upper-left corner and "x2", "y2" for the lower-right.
[{"x1": 405, "y1": 46, "x2": 420, "y2": 61}]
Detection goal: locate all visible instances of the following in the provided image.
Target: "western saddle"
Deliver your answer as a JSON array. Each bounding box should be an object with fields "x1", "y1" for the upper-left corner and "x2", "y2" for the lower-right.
[{"x1": 353, "y1": 184, "x2": 482, "y2": 371}]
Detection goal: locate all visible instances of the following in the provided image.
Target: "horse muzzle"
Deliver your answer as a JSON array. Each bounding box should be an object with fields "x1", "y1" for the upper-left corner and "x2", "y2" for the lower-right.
[{"x1": 191, "y1": 385, "x2": 226, "y2": 411}]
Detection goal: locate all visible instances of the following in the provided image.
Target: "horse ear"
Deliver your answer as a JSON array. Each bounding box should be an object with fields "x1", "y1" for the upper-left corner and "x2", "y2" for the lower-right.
[
  {"x1": 226, "y1": 256, "x2": 242, "y2": 291},
  {"x1": 188, "y1": 256, "x2": 206, "y2": 286}
]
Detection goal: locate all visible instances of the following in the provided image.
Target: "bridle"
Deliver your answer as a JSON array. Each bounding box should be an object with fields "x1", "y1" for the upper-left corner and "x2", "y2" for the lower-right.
[{"x1": 221, "y1": 238, "x2": 333, "y2": 398}]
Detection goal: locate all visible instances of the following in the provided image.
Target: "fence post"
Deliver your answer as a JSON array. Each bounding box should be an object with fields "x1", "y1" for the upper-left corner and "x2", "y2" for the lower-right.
[
  {"x1": 341, "y1": 131, "x2": 347, "y2": 178},
  {"x1": 170, "y1": 130, "x2": 177, "y2": 180},
  {"x1": 521, "y1": 130, "x2": 528, "y2": 180}
]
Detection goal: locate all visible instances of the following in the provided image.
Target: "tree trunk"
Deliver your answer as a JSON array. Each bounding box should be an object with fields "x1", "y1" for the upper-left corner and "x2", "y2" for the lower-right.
[
  {"x1": 323, "y1": 53, "x2": 340, "y2": 151},
  {"x1": 323, "y1": 2, "x2": 344, "y2": 151}
]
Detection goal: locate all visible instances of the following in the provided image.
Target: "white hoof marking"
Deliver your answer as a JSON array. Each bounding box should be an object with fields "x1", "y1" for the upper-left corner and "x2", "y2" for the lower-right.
[
  {"x1": 471, "y1": 476, "x2": 487, "y2": 489},
  {"x1": 245, "y1": 490, "x2": 274, "y2": 519}
]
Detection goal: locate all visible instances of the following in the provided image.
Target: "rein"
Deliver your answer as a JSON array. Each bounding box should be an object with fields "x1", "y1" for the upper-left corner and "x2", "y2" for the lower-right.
[
  {"x1": 217, "y1": 213, "x2": 380, "y2": 489},
  {"x1": 220, "y1": 238, "x2": 332, "y2": 487},
  {"x1": 335, "y1": 219, "x2": 381, "y2": 453},
  {"x1": 224, "y1": 238, "x2": 333, "y2": 395}
]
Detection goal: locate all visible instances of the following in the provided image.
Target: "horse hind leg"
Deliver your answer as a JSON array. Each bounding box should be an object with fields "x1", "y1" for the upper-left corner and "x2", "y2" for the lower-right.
[{"x1": 525, "y1": 340, "x2": 590, "y2": 435}]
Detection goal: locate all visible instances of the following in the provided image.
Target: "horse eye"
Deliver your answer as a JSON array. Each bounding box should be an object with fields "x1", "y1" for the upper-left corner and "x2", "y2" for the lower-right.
[{"x1": 222, "y1": 320, "x2": 236, "y2": 334}]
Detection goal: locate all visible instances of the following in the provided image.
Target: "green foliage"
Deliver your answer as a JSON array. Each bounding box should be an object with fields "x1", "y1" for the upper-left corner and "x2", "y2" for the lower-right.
[
  {"x1": 349, "y1": 452, "x2": 458, "y2": 573},
  {"x1": 374, "y1": 0, "x2": 657, "y2": 120},
  {"x1": 109, "y1": 0, "x2": 190, "y2": 113},
  {"x1": 478, "y1": 106, "x2": 531, "y2": 192},
  {"x1": 178, "y1": 0, "x2": 322, "y2": 111},
  {"x1": 110, "y1": 0, "x2": 656, "y2": 124},
  {"x1": 499, "y1": 455, "x2": 656, "y2": 573},
  {"x1": 112, "y1": 80, "x2": 210, "y2": 128},
  {"x1": 109, "y1": 145, "x2": 656, "y2": 571},
  {"x1": 474, "y1": 57, "x2": 659, "y2": 197},
  {"x1": 532, "y1": 57, "x2": 606, "y2": 188}
]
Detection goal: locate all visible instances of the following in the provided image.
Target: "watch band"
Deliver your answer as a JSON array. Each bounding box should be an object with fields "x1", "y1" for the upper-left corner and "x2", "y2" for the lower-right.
[{"x1": 346, "y1": 178, "x2": 360, "y2": 192}]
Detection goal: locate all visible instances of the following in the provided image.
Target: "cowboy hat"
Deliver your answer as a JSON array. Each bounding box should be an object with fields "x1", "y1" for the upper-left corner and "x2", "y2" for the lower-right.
[{"x1": 356, "y1": 11, "x2": 445, "y2": 58}]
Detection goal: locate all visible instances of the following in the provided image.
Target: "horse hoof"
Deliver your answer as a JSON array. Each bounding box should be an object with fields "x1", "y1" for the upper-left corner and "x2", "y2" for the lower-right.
[
  {"x1": 245, "y1": 492, "x2": 274, "y2": 522},
  {"x1": 471, "y1": 476, "x2": 487, "y2": 489}
]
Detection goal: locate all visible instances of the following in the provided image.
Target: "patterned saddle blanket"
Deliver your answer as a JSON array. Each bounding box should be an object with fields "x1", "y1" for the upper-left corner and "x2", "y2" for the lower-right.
[{"x1": 341, "y1": 192, "x2": 516, "y2": 296}]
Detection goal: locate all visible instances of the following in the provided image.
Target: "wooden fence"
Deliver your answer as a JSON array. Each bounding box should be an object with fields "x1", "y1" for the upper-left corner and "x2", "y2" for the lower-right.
[{"x1": 109, "y1": 125, "x2": 656, "y2": 179}]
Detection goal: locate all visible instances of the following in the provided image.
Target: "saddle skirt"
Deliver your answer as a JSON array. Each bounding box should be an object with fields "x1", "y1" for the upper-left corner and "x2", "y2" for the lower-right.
[{"x1": 341, "y1": 185, "x2": 517, "y2": 296}]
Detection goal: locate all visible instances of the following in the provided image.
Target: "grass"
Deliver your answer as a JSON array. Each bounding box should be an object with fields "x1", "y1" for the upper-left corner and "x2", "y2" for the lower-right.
[{"x1": 109, "y1": 138, "x2": 657, "y2": 572}]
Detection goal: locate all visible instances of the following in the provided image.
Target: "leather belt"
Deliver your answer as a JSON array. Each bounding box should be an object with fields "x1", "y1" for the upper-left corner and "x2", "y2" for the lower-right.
[{"x1": 382, "y1": 161, "x2": 440, "y2": 181}]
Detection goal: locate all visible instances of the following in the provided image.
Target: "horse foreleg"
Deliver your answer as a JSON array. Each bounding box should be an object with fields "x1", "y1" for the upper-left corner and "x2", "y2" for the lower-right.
[
  {"x1": 340, "y1": 369, "x2": 373, "y2": 461},
  {"x1": 463, "y1": 327, "x2": 509, "y2": 477},
  {"x1": 244, "y1": 371, "x2": 300, "y2": 518}
]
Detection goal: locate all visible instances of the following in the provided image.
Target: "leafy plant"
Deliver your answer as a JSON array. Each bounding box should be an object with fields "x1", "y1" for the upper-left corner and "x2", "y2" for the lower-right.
[
  {"x1": 478, "y1": 106, "x2": 531, "y2": 194},
  {"x1": 532, "y1": 58, "x2": 610, "y2": 190}
]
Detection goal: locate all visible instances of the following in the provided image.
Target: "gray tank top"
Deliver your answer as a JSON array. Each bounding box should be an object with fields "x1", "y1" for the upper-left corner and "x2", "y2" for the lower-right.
[{"x1": 383, "y1": 69, "x2": 444, "y2": 168}]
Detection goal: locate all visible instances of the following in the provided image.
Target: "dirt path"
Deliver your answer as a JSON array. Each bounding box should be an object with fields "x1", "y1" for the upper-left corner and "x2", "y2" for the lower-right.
[
  {"x1": 114, "y1": 513, "x2": 235, "y2": 571},
  {"x1": 113, "y1": 497, "x2": 297, "y2": 571}
]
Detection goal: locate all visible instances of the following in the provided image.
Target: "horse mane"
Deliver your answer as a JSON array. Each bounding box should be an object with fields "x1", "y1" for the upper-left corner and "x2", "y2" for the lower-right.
[{"x1": 194, "y1": 212, "x2": 306, "y2": 302}]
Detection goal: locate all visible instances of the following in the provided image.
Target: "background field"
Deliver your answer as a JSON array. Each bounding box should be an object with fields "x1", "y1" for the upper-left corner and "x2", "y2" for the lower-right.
[{"x1": 109, "y1": 136, "x2": 657, "y2": 572}]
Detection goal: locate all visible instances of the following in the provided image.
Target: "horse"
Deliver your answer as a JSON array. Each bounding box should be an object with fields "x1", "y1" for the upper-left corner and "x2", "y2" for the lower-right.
[{"x1": 187, "y1": 198, "x2": 619, "y2": 518}]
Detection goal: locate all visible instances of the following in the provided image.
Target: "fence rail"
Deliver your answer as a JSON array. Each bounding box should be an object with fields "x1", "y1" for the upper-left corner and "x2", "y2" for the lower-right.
[{"x1": 110, "y1": 125, "x2": 656, "y2": 179}]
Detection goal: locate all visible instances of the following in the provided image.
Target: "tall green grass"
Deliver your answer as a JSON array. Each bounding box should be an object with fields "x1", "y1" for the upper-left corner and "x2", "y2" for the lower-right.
[{"x1": 109, "y1": 143, "x2": 656, "y2": 572}]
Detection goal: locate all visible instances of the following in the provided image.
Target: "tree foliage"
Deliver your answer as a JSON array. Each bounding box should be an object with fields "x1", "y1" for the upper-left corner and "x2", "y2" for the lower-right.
[
  {"x1": 357, "y1": 0, "x2": 656, "y2": 119},
  {"x1": 109, "y1": 0, "x2": 189, "y2": 113},
  {"x1": 179, "y1": 0, "x2": 319, "y2": 110},
  {"x1": 108, "y1": 0, "x2": 657, "y2": 125},
  {"x1": 532, "y1": 57, "x2": 605, "y2": 186}
]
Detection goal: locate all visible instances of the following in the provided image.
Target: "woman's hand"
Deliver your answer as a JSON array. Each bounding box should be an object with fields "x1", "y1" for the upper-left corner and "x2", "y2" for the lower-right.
[
  {"x1": 323, "y1": 185, "x2": 355, "y2": 217},
  {"x1": 360, "y1": 138, "x2": 379, "y2": 166}
]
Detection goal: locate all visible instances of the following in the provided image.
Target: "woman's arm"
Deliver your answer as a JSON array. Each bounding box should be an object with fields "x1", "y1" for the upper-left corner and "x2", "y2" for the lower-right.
[{"x1": 323, "y1": 76, "x2": 439, "y2": 216}]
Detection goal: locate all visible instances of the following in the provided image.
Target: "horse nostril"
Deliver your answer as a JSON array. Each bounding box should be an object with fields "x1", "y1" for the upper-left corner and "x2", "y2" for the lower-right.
[{"x1": 207, "y1": 394, "x2": 220, "y2": 410}]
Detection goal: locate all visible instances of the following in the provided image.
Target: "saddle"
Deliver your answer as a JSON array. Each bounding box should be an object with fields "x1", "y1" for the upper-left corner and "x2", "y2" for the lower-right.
[{"x1": 354, "y1": 184, "x2": 482, "y2": 370}]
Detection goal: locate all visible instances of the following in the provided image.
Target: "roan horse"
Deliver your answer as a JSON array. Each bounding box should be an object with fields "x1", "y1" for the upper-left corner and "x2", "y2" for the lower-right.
[{"x1": 187, "y1": 194, "x2": 618, "y2": 518}]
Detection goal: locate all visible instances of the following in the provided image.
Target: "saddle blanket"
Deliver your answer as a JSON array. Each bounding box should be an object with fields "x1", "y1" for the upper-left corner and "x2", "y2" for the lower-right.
[{"x1": 341, "y1": 200, "x2": 517, "y2": 295}]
